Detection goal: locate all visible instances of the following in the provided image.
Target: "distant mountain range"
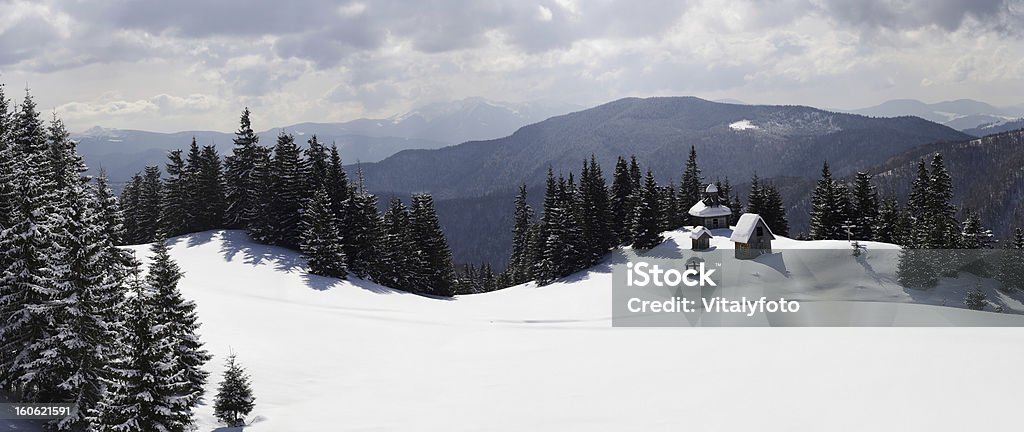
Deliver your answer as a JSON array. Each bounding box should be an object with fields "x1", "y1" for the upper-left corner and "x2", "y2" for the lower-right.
[
  {"x1": 844, "y1": 98, "x2": 1024, "y2": 134},
  {"x1": 75, "y1": 97, "x2": 578, "y2": 183},
  {"x1": 354, "y1": 96, "x2": 973, "y2": 268}
]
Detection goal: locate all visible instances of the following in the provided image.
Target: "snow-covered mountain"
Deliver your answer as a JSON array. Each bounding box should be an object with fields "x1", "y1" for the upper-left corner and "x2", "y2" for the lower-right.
[
  {"x1": 72, "y1": 98, "x2": 578, "y2": 183},
  {"x1": 846, "y1": 98, "x2": 1024, "y2": 132},
  {"x1": 19, "y1": 228, "x2": 1008, "y2": 431}
]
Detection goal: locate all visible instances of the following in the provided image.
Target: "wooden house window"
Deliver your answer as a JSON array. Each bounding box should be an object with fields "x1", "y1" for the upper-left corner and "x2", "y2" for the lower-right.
[{"x1": 756, "y1": 227, "x2": 763, "y2": 236}]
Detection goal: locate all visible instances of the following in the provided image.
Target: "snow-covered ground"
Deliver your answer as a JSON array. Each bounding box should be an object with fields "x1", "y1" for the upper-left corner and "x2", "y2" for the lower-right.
[
  {"x1": 729, "y1": 119, "x2": 759, "y2": 130},
  {"x1": 7, "y1": 229, "x2": 1024, "y2": 431}
]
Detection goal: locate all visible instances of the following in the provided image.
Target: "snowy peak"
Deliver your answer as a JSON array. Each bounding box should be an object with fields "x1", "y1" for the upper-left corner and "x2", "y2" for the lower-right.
[{"x1": 847, "y1": 98, "x2": 1023, "y2": 131}]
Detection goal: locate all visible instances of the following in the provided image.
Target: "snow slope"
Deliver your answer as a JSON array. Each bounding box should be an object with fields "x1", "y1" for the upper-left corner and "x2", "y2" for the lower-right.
[{"x1": 11, "y1": 229, "x2": 1022, "y2": 431}]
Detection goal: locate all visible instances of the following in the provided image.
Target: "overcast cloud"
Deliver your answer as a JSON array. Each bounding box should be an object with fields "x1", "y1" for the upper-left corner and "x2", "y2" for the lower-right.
[{"x1": 0, "y1": 0, "x2": 1021, "y2": 132}]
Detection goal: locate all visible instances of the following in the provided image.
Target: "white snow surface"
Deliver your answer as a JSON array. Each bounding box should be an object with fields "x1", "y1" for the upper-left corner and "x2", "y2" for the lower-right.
[
  {"x1": 45, "y1": 229, "x2": 1019, "y2": 431},
  {"x1": 729, "y1": 119, "x2": 759, "y2": 130}
]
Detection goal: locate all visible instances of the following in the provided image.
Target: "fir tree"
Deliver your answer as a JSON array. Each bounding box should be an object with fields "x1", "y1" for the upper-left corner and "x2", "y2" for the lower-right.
[
  {"x1": 896, "y1": 247, "x2": 938, "y2": 289},
  {"x1": 128, "y1": 166, "x2": 163, "y2": 244},
  {"x1": 808, "y1": 161, "x2": 849, "y2": 240},
  {"x1": 850, "y1": 172, "x2": 879, "y2": 240},
  {"x1": 506, "y1": 184, "x2": 534, "y2": 285},
  {"x1": 324, "y1": 144, "x2": 350, "y2": 229},
  {"x1": 213, "y1": 354, "x2": 255, "y2": 428},
  {"x1": 120, "y1": 173, "x2": 143, "y2": 244},
  {"x1": 905, "y1": 160, "x2": 932, "y2": 248},
  {"x1": 577, "y1": 156, "x2": 612, "y2": 265},
  {"x1": 300, "y1": 187, "x2": 348, "y2": 279},
  {"x1": 679, "y1": 145, "x2": 703, "y2": 211},
  {"x1": 161, "y1": 148, "x2": 191, "y2": 236},
  {"x1": 146, "y1": 236, "x2": 211, "y2": 413},
  {"x1": 408, "y1": 193, "x2": 455, "y2": 296},
  {"x1": 96, "y1": 258, "x2": 188, "y2": 432},
  {"x1": 343, "y1": 170, "x2": 379, "y2": 278},
  {"x1": 748, "y1": 176, "x2": 789, "y2": 236},
  {"x1": 193, "y1": 144, "x2": 226, "y2": 231},
  {"x1": 304, "y1": 135, "x2": 329, "y2": 194},
  {"x1": 873, "y1": 197, "x2": 905, "y2": 245},
  {"x1": 964, "y1": 285, "x2": 987, "y2": 311},
  {"x1": 996, "y1": 228, "x2": 1024, "y2": 292},
  {"x1": 374, "y1": 197, "x2": 413, "y2": 288},
  {"x1": 660, "y1": 182, "x2": 681, "y2": 231},
  {"x1": 258, "y1": 133, "x2": 307, "y2": 247},
  {"x1": 609, "y1": 156, "x2": 634, "y2": 244},
  {"x1": 0, "y1": 90, "x2": 62, "y2": 398},
  {"x1": 631, "y1": 170, "x2": 663, "y2": 250},
  {"x1": 927, "y1": 153, "x2": 958, "y2": 249},
  {"x1": 224, "y1": 107, "x2": 263, "y2": 229}
]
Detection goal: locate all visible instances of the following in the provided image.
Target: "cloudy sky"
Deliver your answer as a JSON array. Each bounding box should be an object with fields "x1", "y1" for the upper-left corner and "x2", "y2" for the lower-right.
[{"x1": 1, "y1": 0, "x2": 1022, "y2": 132}]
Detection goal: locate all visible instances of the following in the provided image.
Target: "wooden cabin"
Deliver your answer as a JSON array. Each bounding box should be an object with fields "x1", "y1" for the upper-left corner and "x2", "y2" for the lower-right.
[
  {"x1": 687, "y1": 184, "x2": 732, "y2": 229},
  {"x1": 730, "y1": 213, "x2": 774, "y2": 259},
  {"x1": 690, "y1": 226, "x2": 713, "y2": 250}
]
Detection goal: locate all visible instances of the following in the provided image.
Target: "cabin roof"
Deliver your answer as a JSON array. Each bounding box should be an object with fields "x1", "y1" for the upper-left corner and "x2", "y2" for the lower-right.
[
  {"x1": 690, "y1": 226, "x2": 713, "y2": 239},
  {"x1": 688, "y1": 200, "x2": 732, "y2": 217},
  {"x1": 730, "y1": 213, "x2": 775, "y2": 242}
]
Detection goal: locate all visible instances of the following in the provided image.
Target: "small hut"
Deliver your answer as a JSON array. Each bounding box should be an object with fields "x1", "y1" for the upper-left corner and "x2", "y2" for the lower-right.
[
  {"x1": 690, "y1": 226, "x2": 713, "y2": 250},
  {"x1": 730, "y1": 213, "x2": 774, "y2": 259}
]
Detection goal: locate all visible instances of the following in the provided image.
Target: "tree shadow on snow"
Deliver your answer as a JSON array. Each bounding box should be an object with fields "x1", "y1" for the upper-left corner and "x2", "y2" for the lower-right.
[{"x1": 217, "y1": 230, "x2": 304, "y2": 274}]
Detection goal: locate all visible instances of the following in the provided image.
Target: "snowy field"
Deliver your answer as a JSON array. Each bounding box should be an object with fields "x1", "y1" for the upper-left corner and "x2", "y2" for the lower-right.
[{"x1": 7, "y1": 228, "x2": 1024, "y2": 431}]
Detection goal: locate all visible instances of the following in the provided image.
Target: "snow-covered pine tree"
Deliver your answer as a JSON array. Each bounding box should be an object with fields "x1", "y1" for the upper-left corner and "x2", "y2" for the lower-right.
[
  {"x1": 408, "y1": 193, "x2": 455, "y2": 296},
  {"x1": 213, "y1": 354, "x2": 255, "y2": 428},
  {"x1": 927, "y1": 153, "x2": 958, "y2": 250},
  {"x1": 850, "y1": 172, "x2": 879, "y2": 240},
  {"x1": 374, "y1": 197, "x2": 413, "y2": 289},
  {"x1": 721, "y1": 178, "x2": 743, "y2": 226},
  {"x1": 131, "y1": 166, "x2": 163, "y2": 244},
  {"x1": 660, "y1": 182, "x2": 681, "y2": 231},
  {"x1": 480, "y1": 263, "x2": 497, "y2": 293},
  {"x1": 958, "y1": 209, "x2": 993, "y2": 276},
  {"x1": 96, "y1": 257, "x2": 188, "y2": 432},
  {"x1": 759, "y1": 182, "x2": 789, "y2": 237},
  {"x1": 746, "y1": 175, "x2": 764, "y2": 214},
  {"x1": 873, "y1": 196, "x2": 905, "y2": 245},
  {"x1": 324, "y1": 144, "x2": 351, "y2": 228},
  {"x1": 632, "y1": 170, "x2": 663, "y2": 250},
  {"x1": 343, "y1": 169, "x2": 380, "y2": 278},
  {"x1": 506, "y1": 184, "x2": 534, "y2": 285},
  {"x1": 577, "y1": 156, "x2": 612, "y2": 266},
  {"x1": 300, "y1": 187, "x2": 348, "y2": 279},
  {"x1": 996, "y1": 228, "x2": 1024, "y2": 292},
  {"x1": 120, "y1": 173, "x2": 144, "y2": 243},
  {"x1": 679, "y1": 145, "x2": 702, "y2": 209},
  {"x1": 224, "y1": 107, "x2": 262, "y2": 229},
  {"x1": 896, "y1": 247, "x2": 938, "y2": 289},
  {"x1": 261, "y1": 132, "x2": 307, "y2": 248},
  {"x1": 562, "y1": 172, "x2": 585, "y2": 273},
  {"x1": 162, "y1": 148, "x2": 191, "y2": 236},
  {"x1": 0, "y1": 90, "x2": 63, "y2": 398},
  {"x1": 145, "y1": 235, "x2": 211, "y2": 415},
  {"x1": 304, "y1": 135, "x2": 329, "y2": 194},
  {"x1": 964, "y1": 285, "x2": 987, "y2": 311},
  {"x1": 36, "y1": 122, "x2": 123, "y2": 430},
  {"x1": 194, "y1": 144, "x2": 226, "y2": 231},
  {"x1": 808, "y1": 161, "x2": 848, "y2": 240},
  {"x1": 609, "y1": 156, "x2": 634, "y2": 245}
]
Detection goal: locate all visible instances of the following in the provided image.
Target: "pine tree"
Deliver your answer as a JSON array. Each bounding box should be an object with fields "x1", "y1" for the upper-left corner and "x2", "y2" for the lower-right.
[
  {"x1": 905, "y1": 160, "x2": 932, "y2": 248},
  {"x1": 128, "y1": 166, "x2": 163, "y2": 244},
  {"x1": 300, "y1": 187, "x2": 348, "y2": 279},
  {"x1": 660, "y1": 182, "x2": 681, "y2": 231},
  {"x1": 96, "y1": 258, "x2": 188, "y2": 432},
  {"x1": 194, "y1": 144, "x2": 226, "y2": 231},
  {"x1": 408, "y1": 193, "x2": 455, "y2": 296},
  {"x1": 224, "y1": 107, "x2": 263, "y2": 229},
  {"x1": 679, "y1": 145, "x2": 703, "y2": 211},
  {"x1": 850, "y1": 172, "x2": 879, "y2": 240},
  {"x1": 927, "y1": 153, "x2": 958, "y2": 249},
  {"x1": 996, "y1": 228, "x2": 1024, "y2": 292},
  {"x1": 304, "y1": 135, "x2": 329, "y2": 193},
  {"x1": 577, "y1": 156, "x2": 612, "y2": 266},
  {"x1": 609, "y1": 156, "x2": 634, "y2": 244},
  {"x1": 120, "y1": 173, "x2": 144, "y2": 244},
  {"x1": 873, "y1": 196, "x2": 905, "y2": 245},
  {"x1": 258, "y1": 133, "x2": 307, "y2": 247},
  {"x1": 0, "y1": 90, "x2": 63, "y2": 398},
  {"x1": 343, "y1": 169, "x2": 379, "y2": 278},
  {"x1": 964, "y1": 285, "x2": 987, "y2": 311},
  {"x1": 324, "y1": 144, "x2": 350, "y2": 228},
  {"x1": 808, "y1": 161, "x2": 848, "y2": 240},
  {"x1": 161, "y1": 148, "x2": 191, "y2": 236},
  {"x1": 896, "y1": 247, "x2": 938, "y2": 289},
  {"x1": 374, "y1": 197, "x2": 413, "y2": 288},
  {"x1": 213, "y1": 354, "x2": 255, "y2": 428},
  {"x1": 146, "y1": 236, "x2": 211, "y2": 413},
  {"x1": 747, "y1": 175, "x2": 765, "y2": 214},
  {"x1": 506, "y1": 184, "x2": 534, "y2": 285},
  {"x1": 632, "y1": 170, "x2": 663, "y2": 250},
  {"x1": 747, "y1": 176, "x2": 789, "y2": 236}
]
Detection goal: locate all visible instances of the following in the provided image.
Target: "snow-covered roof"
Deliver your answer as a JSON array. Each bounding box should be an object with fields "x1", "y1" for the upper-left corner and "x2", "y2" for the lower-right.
[
  {"x1": 705, "y1": 183, "x2": 718, "y2": 193},
  {"x1": 730, "y1": 213, "x2": 775, "y2": 243},
  {"x1": 688, "y1": 201, "x2": 731, "y2": 217},
  {"x1": 690, "y1": 226, "x2": 712, "y2": 239}
]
